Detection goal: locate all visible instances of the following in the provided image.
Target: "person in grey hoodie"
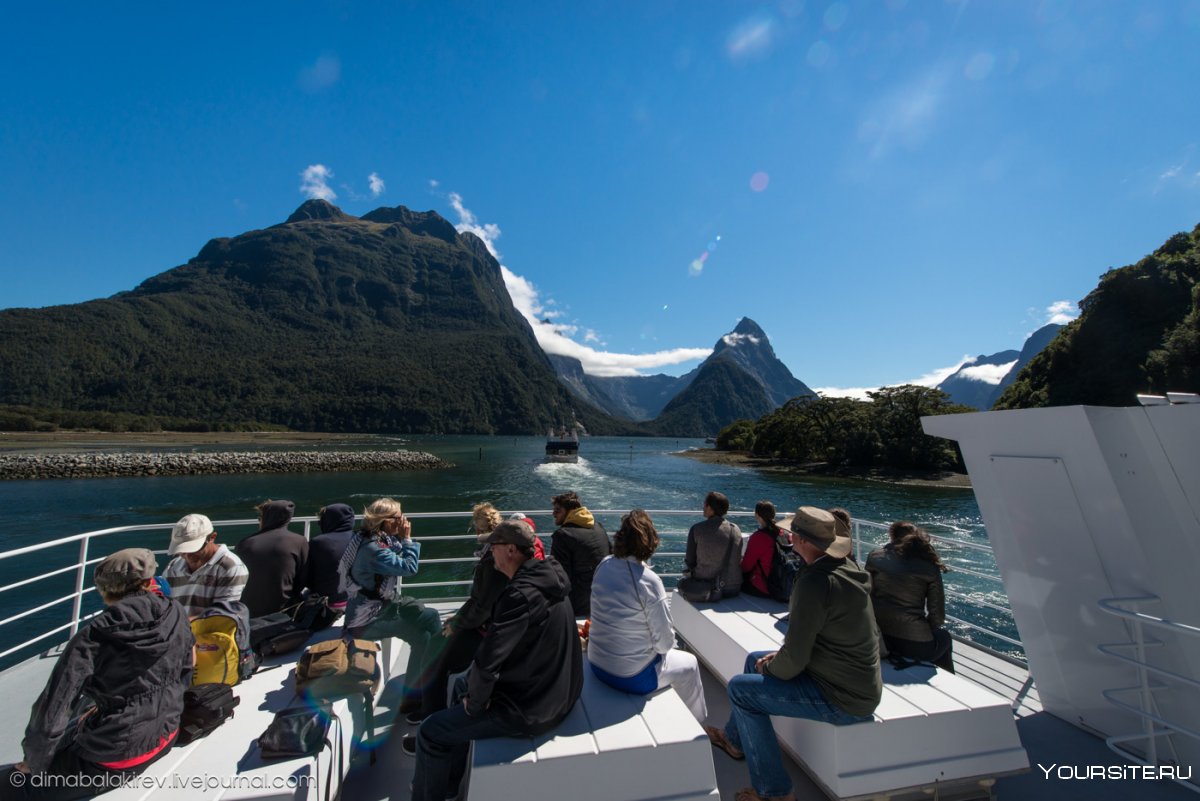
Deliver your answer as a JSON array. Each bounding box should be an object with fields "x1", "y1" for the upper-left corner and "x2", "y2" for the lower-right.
[
  {"x1": 3, "y1": 549, "x2": 192, "y2": 801},
  {"x1": 235, "y1": 499, "x2": 309, "y2": 617}
]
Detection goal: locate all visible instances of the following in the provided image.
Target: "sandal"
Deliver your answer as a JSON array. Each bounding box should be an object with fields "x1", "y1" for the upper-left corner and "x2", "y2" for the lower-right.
[
  {"x1": 735, "y1": 789, "x2": 796, "y2": 801},
  {"x1": 703, "y1": 725, "x2": 744, "y2": 760}
]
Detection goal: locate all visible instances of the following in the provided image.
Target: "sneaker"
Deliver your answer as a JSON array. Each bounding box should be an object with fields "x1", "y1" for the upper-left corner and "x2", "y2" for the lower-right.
[
  {"x1": 405, "y1": 711, "x2": 425, "y2": 726},
  {"x1": 401, "y1": 734, "x2": 417, "y2": 757}
]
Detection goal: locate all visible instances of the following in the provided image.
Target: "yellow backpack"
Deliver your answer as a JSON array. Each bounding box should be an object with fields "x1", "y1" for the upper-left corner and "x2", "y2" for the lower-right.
[{"x1": 191, "y1": 614, "x2": 241, "y2": 686}]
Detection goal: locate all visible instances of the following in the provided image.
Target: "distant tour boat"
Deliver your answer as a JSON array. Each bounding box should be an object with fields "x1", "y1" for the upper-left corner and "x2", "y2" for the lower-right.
[{"x1": 545, "y1": 427, "x2": 580, "y2": 463}]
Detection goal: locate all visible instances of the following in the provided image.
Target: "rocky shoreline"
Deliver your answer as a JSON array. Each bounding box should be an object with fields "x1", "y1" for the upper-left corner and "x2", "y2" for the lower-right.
[{"x1": 0, "y1": 450, "x2": 450, "y2": 480}]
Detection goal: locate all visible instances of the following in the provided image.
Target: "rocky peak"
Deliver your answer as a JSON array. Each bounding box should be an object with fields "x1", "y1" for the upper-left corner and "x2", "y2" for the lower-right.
[
  {"x1": 284, "y1": 199, "x2": 352, "y2": 224},
  {"x1": 361, "y1": 205, "x2": 459, "y2": 243}
]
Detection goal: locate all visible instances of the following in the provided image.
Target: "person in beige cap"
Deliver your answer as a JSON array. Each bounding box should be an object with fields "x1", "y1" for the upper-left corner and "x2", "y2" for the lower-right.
[
  {"x1": 705, "y1": 506, "x2": 882, "y2": 801},
  {"x1": 163, "y1": 513, "x2": 248, "y2": 618},
  {"x1": 5, "y1": 549, "x2": 193, "y2": 797}
]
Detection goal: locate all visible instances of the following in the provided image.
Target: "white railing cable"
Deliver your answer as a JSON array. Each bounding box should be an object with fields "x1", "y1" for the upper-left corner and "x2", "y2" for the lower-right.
[
  {"x1": 1097, "y1": 595, "x2": 1200, "y2": 793},
  {"x1": 0, "y1": 509, "x2": 1020, "y2": 668}
]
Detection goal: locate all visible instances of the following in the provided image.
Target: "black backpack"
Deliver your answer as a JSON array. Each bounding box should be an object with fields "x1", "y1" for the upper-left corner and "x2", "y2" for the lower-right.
[
  {"x1": 766, "y1": 538, "x2": 804, "y2": 602},
  {"x1": 179, "y1": 683, "x2": 240, "y2": 744}
]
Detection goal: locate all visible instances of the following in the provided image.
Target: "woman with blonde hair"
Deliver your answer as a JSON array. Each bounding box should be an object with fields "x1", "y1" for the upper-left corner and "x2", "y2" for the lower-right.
[
  {"x1": 866, "y1": 521, "x2": 954, "y2": 672},
  {"x1": 587, "y1": 510, "x2": 707, "y2": 722},
  {"x1": 407, "y1": 502, "x2": 513, "y2": 742},
  {"x1": 339, "y1": 498, "x2": 441, "y2": 715}
]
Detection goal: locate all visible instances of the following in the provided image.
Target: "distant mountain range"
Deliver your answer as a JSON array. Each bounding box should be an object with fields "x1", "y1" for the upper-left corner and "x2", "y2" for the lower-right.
[
  {"x1": 936, "y1": 324, "x2": 1063, "y2": 410},
  {"x1": 549, "y1": 318, "x2": 814, "y2": 437}
]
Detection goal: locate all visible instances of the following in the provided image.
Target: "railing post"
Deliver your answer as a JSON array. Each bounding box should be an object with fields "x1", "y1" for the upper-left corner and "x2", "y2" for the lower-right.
[
  {"x1": 1131, "y1": 601, "x2": 1158, "y2": 765},
  {"x1": 69, "y1": 536, "x2": 90, "y2": 637}
]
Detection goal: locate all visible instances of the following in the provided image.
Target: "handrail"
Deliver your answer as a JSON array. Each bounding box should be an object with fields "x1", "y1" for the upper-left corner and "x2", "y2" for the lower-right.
[
  {"x1": 0, "y1": 509, "x2": 1021, "y2": 670},
  {"x1": 1096, "y1": 595, "x2": 1200, "y2": 794}
]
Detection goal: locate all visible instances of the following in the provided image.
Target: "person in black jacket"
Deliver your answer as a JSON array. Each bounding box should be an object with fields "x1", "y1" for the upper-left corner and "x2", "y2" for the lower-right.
[
  {"x1": 308, "y1": 503, "x2": 356, "y2": 608},
  {"x1": 3, "y1": 548, "x2": 193, "y2": 800},
  {"x1": 411, "y1": 519, "x2": 583, "y2": 801},
  {"x1": 548, "y1": 491, "x2": 610, "y2": 617},
  {"x1": 235, "y1": 499, "x2": 309, "y2": 617}
]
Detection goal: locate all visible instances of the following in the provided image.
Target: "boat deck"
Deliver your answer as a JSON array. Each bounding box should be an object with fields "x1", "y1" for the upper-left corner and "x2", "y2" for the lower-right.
[{"x1": 0, "y1": 605, "x2": 1192, "y2": 801}]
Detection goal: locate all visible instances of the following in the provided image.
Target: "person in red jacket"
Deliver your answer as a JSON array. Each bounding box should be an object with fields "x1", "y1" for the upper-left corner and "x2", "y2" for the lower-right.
[{"x1": 740, "y1": 500, "x2": 790, "y2": 598}]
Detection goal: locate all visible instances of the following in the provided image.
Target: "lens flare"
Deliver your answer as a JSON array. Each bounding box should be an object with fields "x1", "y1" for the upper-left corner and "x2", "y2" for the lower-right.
[{"x1": 750, "y1": 171, "x2": 770, "y2": 192}]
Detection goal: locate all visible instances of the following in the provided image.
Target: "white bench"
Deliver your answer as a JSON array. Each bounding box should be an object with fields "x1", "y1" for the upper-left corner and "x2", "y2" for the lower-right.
[
  {"x1": 671, "y1": 592, "x2": 1029, "y2": 800},
  {"x1": 467, "y1": 664, "x2": 719, "y2": 801},
  {"x1": 99, "y1": 628, "x2": 410, "y2": 801}
]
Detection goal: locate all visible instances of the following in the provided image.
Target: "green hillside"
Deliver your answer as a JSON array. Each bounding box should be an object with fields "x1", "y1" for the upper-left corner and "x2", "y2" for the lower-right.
[{"x1": 995, "y1": 224, "x2": 1200, "y2": 409}]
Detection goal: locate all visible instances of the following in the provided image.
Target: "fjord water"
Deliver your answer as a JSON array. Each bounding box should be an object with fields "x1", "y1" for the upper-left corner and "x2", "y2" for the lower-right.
[{"x1": 0, "y1": 436, "x2": 1014, "y2": 665}]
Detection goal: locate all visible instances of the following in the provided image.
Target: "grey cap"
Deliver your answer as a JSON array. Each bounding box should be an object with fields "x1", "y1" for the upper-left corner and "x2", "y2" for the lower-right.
[
  {"x1": 95, "y1": 547, "x2": 158, "y2": 585},
  {"x1": 486, "y1": 519, "x2": 536, "y2": 548}
]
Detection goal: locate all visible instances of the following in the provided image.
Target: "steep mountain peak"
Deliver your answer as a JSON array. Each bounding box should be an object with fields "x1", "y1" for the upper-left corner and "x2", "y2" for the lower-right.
[
  {"x1": 715, "y1": 317, "x2": 768, "y2": 352},
  {"x1": 284, "y1": 199, "x2": 352, "y2": 224},
  {"x1": 361, "y1": 205, "x2": 459, "y2": 243}
]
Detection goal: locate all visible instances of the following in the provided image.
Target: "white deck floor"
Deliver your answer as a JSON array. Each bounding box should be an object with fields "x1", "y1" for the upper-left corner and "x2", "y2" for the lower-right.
[{"x1": 1, "y1": 609, "x2": 1194, "y2": 801}]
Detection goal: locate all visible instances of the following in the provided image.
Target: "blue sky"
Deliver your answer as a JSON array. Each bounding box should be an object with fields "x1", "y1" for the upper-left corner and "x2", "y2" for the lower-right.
[{"x1": 3, "y1": 2, "x2": 1200, "y2": 394}]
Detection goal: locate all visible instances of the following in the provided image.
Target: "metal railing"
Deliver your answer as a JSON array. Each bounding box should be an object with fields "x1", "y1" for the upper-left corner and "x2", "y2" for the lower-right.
[
  {"x1": 1097, "y1": 595, "x2": 1200, "y2": 794},
  {"x1": 0, "y1": 509, "x2": 1021, "y2": 668}
]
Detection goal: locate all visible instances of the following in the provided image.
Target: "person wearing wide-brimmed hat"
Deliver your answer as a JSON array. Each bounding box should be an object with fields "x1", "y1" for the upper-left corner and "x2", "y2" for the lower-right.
[{"x1": 705, "y1": 506, "x2": 882, "y2": 801}]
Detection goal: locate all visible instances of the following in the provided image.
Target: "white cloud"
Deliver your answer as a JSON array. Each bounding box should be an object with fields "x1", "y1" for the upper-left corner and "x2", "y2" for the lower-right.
[
  {"x1": 449, "y1": 192, "x2": 503, "y2": 258},
  {"x1": 726, "y1": 15, "x2": 776, "y2": 60},
  {"x1": 299, "y1": 55, "x2": 341, "y2": 92},
  {"x1": 1045, "y1": 300, "x2": 1078, "y2": 325},
  {"x1": 300, "y1": 164, "x2": 336, "y2": 201},
  {"x1": 722, "y1": 333, "x2": 761, "y2": 347},
  {"x1": 957, "y1": 360, "x2": 1018, "y2": 385},
  {"x1": 859, "y1": 69, "x2": 949, "y2": 159},
  {"x1": 907, "y1": 355, "x2": 975, "y2": 387},
  {"x1": 429, "y1": 179, "x2": 440, "y2": 188},
  {"x1": 445, "y1": 193, "x2": 711, "y2": 376},
  {"x1": 815, "y1": 386, "x2": 877, "y2": 400},
  {"x1": 368, "y1": 172, "x2": 385, "y2": 198}
]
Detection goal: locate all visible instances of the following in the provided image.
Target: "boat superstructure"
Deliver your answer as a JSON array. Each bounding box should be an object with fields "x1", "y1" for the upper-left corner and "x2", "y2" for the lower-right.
[{"x1": 545, "y1": 426, "x2": 580, "y2": 463}]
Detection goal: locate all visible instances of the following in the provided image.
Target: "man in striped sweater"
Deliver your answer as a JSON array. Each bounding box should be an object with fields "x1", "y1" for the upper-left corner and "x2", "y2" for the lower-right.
[{"x1": 163, "y1": 513, "x2": 249, "y2": 618}]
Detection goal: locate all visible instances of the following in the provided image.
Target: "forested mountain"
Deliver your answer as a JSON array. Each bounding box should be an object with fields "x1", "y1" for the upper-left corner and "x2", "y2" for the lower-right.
[
  {"x1": 0, "y1": 200, "x2": 635, "y2": 435},
  {"x1": 547, "y1": 354, "x2": 690, "y2": 421},
  {"x1": 995, "y1": 224, "x2": 1200, "y2": 409}
]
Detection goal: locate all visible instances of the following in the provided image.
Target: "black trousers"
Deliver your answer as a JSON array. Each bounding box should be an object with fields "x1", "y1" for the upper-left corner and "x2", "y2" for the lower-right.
[
  {"x1": 884, "y1": 627, "x2": 955, "y2": 673},
  {"x1": 419, "y1": 627, "x2": 484, "y2": 718},
  {"x1": 0, "y1": 742, "x2": 173, "y2": 801}
]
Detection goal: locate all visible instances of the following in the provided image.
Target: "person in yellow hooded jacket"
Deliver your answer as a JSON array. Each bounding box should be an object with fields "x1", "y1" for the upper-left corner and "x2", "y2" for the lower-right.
[{"x1": 548, "y1": 491, "x2": 610, "y2": 618}]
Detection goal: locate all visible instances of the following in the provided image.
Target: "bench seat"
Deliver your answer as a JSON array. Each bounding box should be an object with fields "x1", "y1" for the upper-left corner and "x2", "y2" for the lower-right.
[
  {"x1": 468, "y1": 663, "x2": 719, "y2": 801},
  {"x1": 671, "y1": 592, "x2": 1029, "y2": 800},
  {"x1": 99, "y1": 628, "x2": 409, "y2": 801}
]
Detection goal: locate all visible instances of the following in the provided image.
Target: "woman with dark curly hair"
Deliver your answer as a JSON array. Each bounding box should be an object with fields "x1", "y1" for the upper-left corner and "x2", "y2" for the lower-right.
[
  {"x1": 865, "y1": 521, "x2": 954, "y2": 672},
  {"x1": 587, "y1": 510, "x2": 707, "y2": 722}
]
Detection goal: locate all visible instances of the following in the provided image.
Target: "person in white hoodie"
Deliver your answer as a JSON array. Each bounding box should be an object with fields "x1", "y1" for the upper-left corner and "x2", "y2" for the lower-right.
[{"x1": 586, "y1": 509, "x2": 707, "y2": 723}]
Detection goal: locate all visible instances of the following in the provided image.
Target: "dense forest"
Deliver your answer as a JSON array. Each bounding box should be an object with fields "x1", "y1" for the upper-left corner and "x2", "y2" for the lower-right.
[
  {"x1": 995, "y1": 224, "x2": 1200, "y2": 408},
  {"x1": 716, "y1": 385, "x2": 973, "y2": 473}
]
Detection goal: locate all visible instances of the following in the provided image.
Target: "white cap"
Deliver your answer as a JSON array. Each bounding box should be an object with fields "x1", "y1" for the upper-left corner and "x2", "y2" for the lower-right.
[{"x1": 169, "y1": 513, "x2": 214, "y2": 555}]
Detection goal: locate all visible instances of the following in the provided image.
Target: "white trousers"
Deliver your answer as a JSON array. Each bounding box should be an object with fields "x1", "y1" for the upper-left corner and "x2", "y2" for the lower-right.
[{"x1": 657, "y1": 647, "x2": 708, "y2": 723}]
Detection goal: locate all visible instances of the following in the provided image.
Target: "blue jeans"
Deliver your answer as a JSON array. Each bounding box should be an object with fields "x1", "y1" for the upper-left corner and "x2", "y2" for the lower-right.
[
  {"x1": 724, "y1": 651, "x2": 872, "y2": 798},
  {"x1": 411, "y1": 703, "x2": 524, "y2": 801},
  {"x1": 357, "y1": 602, "x2": 442, "y2": 704}
]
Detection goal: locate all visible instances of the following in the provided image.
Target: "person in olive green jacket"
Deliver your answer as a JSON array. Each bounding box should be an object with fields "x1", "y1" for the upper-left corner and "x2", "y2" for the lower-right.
[{"x1": 704, "y1": 506, "x2": 882, "y2": 801}]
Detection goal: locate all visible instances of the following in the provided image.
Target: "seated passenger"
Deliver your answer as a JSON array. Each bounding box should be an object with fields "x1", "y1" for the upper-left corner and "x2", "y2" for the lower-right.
[
  {"x1": 411, "y1": 502, "x2": 509, "y2": 730},
  {"x1": 706, "y1": 507, "x2": 881, "y2": 801},
  {"x1": 866, "y1": 522, "x2": 954, "y2": 672},
  {"x1": 829, "y1": 507, "x2": 856, "y2": 563},
  {"x1": 235, "y1": 499, "x2": 309, "y2": 617},
  {"x1": 684, "y1": 490, "x2": 743, "y2": 597},
  {"x1": 308, "y1": 503, "x2": 356, "y2": 609},
  {"x1": 507, "y1": 512, "x2": 545, "y2": 560},
  {"x1": 2, "y1": 549, "x2": 193, "y2": 801},
  {"x1": 549, "y1": 491, "x2": 610, "y2": 617},
  {"x1": 740, "y1": 500, "x2": 790, "y2": 598},
  {"x1": 164, "y1": 513, "x2": 249, "y2": 618},
  {"x1": 339, "y1": 498, "x2": 441, "y2": 712},
  {"x1": 411, "y1": 519, "x2": 583, "y2": 801},
  {"x1": 588, "y1": 510, "x2": 707, "y2": 722}
]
